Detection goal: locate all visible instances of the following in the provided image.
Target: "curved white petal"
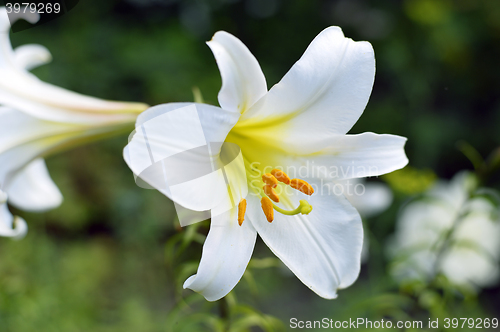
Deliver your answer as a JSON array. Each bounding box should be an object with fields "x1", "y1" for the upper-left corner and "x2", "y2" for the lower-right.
[
  {"x1": 291, "y1": 133, "x2": 408, "y2": 180},
  {"x1": 1, "y1": 7, "x2": 39, "y2": 69},
  {"x1": 238, "y1": 26, "x2": 375, "y2": 149},
  {"x1": 124, "y1": 103, "x2": 241, "y2": 212},
  {"x1": 0, "y1": 107, "x2": 86, "y2": 154},
  {"x1": 207, "y1": 31, "x2": 267, "y2": 113},
  {"x1": 0, "y1": 107, "x2": 115, "y2": 190},
  {"x1": 183, "y1": 206, "x2": 257, "y2": 301},
  {"x1": 0, "y1": 193, "x2": 27, "y2": 239},
  {"x1": 0, "y1": 115, "x2": 122, "y2": 191},
  {"x1": 0, "y1": 71, "x2": 146, "y2": 124},
  {"x1": 7, "y1": 158, "x2": 62, "y2": 212},
  {"x1": 252, "y1": 132, "x2": 407, "y2": 183},
  {"x1": 246, "y1": 180, "x2": 363, "y2": 298},
  {"x1": 14, "y1": 44, "x2": 52, "y2": 71},
  {"x1": 135, "y1": 102, "x2": 240, "y2": 144}
]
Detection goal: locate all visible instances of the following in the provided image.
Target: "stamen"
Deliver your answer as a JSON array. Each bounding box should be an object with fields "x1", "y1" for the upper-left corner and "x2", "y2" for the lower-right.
[
  {"x1": 261, "y1": 197, "x2": 274, "y2": 222},
  {"x1": 263, "y1": 185, "x2": 280, "y2": 203},
  {"x1": 290, "y1": 179, "x2": 314, "y2": 195},
  {"x1": 271, "y1": 169, "x2": 291, "y2": 185},
  {"x1": 238, "y1": 199, "x2": 247, "y2": 226},
  {"x1": 262, "y1": 173, "x2": 278, "y2": 188}
]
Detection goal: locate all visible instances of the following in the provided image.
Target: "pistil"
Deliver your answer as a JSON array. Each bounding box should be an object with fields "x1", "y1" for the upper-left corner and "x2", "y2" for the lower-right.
[{"x1": 272, "y1": 199, "x2": 313, "y2": 216}]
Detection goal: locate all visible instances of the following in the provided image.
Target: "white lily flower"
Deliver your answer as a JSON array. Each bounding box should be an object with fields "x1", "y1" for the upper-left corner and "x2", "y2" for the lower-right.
[
  {"x1": 389, "y1": 172, "x2": 500, "y2": 290},
  {"x1": 125, "y1": 27, "x2": 408, "y2": 301},
  {"x1": 0, "y1": 7, "x2": 148, "y2": 237}
]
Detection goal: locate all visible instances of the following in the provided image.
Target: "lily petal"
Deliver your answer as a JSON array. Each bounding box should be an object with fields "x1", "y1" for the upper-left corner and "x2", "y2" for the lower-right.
[
  {"x1": 183, "y1": 206, "x2": 257, "y2": 301},
  {"x1": 0, "y1": 119, "x2": 122, "y2": 190},
  {"x1": 14, "y1": 44, "x2": 52, "y2": 71},
  {"x1": 7, "y1": 158, "x2": 63, "y2": 212},
  {"x1": 124, "y1": 103, "x2": 241, "y2": 212},
  {"x1": 239, "y1": 26, "x2": 375, "y2": 149},
  {"x1": 0, "y1": 71, "x2": 146, "y2": 124},
  {"x1": 208, "y1": 31, "x2": 267, "y2": 113},
  {"x1": 0, "y1": 192, "x2": 27, "y2": 239},
  {"x1": 246, "y1": 180, "x2": 363, "y2": 298},
  {"x1": 280, "y1": 133, "x2": 408, "y2": 180},
  {"x1": 0, "y1": 106, "x2": 86, "y2": 155},
  {"x1": 0, "y1": 8, "x2": 39, "y2": 69}
]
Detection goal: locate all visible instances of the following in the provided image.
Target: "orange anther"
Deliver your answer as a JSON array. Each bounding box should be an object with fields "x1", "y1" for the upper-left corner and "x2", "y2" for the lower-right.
[
  {"x1": 262, "y1": 173, "x2": 278, "y2": 188},
  {"x1": 261, "y1": 197, "x2": 274, "y2": 223},
  {"x1": 290, "y1": 179, "x2": 314, "y2": 195},
  {"x1": 271, "y1": 169, "x2": 291, "y2": 185},
  {"x1": 238, "y1": 199, "x2": 247, "y2": 226},
  {"x1": 263, "y1": 185, "x2": 280, "y2": 203}
]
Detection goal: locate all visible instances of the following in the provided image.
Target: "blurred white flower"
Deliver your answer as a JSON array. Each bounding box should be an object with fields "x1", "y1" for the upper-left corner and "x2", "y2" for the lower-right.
[
  {"x1": 0, "y1": 7, "x2": 148, "y2": 238},
  {"x1": 388, "y1": 172, "x2": 500, "y2": 290},
  {"x1": 125, "y1": 28, "x2": 408, "y2": 301}
]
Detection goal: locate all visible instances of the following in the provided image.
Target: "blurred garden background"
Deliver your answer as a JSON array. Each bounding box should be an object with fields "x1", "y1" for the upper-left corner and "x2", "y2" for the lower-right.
[{"x1": 1, "y1": 0, "x2": 500, "y2": 330}]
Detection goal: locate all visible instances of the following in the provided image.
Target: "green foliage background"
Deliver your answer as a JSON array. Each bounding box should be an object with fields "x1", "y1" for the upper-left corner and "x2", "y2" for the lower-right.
[{"x1": 1, "y1": 0, "x2": 500, "y2": 331}]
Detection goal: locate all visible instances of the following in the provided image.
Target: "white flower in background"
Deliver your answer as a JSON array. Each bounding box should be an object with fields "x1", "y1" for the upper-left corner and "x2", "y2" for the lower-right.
[
  {"x1": 125, "y1": 27, "x2": 408, "y2": 301},
  {"x1": 0, "y1": 7, "x2": 148, "y2": 238},
  {"x1": 389, "y1": 172, "x2": 500, "y2": 290}
]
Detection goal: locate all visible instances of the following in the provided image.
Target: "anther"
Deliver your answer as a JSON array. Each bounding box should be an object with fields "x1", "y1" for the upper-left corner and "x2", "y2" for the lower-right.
[
  {"x1": 271, "y1": 169, "x2": 291, "y2": 185},
  {"x1": 290, "y1": 179, "x2": 314, "y2": 195},
  {"x1": 238, "y1": 199, "x2": 247, "y2": 226},
  {"x1": 262, "y1": 173, "x2": 278, "y2": 188},
  {"x1": 261, "y1": 197, "x2": 274, "y2": 222},
  {"x1": 263, "y1": 185, "x2": 280, "y2": 203}
]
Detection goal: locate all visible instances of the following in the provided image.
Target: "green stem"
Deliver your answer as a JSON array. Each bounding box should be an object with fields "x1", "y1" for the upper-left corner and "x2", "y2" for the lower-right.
[{"x1": 456, "y1": 140, "x2": 483, "y2": 171}]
